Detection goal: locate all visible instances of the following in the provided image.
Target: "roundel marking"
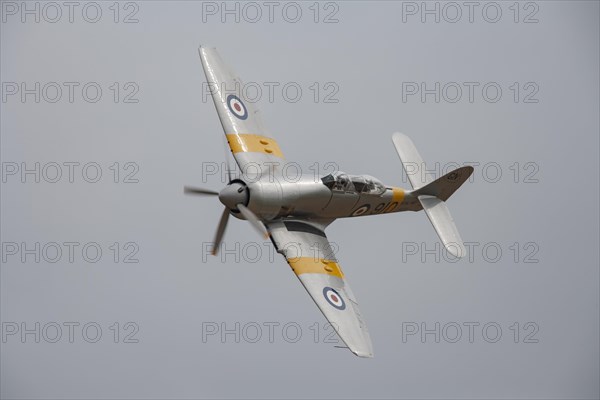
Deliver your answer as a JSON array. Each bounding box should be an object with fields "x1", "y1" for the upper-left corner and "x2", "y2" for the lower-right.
[
  {"x1": 447, "y1": 171, "x2": 459, "y2": 181},
  {"x1": 226, "y1": 94, "x2": 248, "y2": 120},
  {"x1": 323, "y1": 287, "x2": 346, "y2": 310},
  {"x1": 352, "y1": 204, "x2": 370, "y2": 216}
]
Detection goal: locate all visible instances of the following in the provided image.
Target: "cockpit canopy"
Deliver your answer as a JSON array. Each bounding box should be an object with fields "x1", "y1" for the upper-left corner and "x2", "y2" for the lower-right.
[{"x1": 321, "y1": 171, "x2": 386, "y2": 195}]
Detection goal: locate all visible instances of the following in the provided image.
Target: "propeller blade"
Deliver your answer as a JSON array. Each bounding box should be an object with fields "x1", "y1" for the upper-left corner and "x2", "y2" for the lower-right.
[
  {"x1": 184, "y1": 186, "x2": 219, "y2": 196},
  {"x1": 226, "y1": 160, "x2": 233, "y2": 182},
  {"x1": 212, "y1": 207, "x2": 230, "y2": 255},
  {"x1": 237, "y1": 204, "x2": 269, "y2": 239},
  {"x1": 222, "y1": 137, "x2": 233, "y2": 182}
]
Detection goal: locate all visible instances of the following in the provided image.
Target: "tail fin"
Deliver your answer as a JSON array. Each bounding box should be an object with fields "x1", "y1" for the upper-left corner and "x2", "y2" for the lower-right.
[
  {"x1": 392, "y1": 133, "x2": 473, "y2": 258},
  {"x1": 413, "y1": 166, "x2": 474, "y2": 201}
]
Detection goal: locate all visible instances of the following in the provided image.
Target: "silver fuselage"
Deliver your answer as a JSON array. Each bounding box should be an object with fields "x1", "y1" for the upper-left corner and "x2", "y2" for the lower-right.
[{"x1": 232, "y1": 174, "x2": 421, "y2": 221}]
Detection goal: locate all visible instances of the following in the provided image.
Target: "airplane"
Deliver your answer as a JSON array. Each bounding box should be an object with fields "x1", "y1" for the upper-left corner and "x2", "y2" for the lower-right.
[{"x1": 185, "y1": 46, "x2": 474, "y2": 358}]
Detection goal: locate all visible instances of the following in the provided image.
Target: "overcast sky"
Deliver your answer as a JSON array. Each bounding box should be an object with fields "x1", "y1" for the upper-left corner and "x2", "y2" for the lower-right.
[{"x1": 1, "y1": 1, "x2": 599, "y2": 399}]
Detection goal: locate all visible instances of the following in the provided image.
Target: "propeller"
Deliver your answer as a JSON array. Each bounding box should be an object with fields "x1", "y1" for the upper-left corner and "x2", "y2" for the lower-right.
[
  {"x1": 184, "y1": 147, "x2": 268, "y2": 255},
  {"x1": 222, "y1": 136, "x2": 233, "y2": 183},
  {"x1": 238, "y1": 203, "x2": 269, "y2": 239},
  {"x1": 184, "y1": 186, "x2": 219, "y2": 196},
  {"x1": 211, "y1": 207, "x2": 230, "y2": 255}
]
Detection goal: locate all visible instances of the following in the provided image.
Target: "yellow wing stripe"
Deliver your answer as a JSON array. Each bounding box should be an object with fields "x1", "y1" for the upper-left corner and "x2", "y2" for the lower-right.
[
  {"x1": 226, "y1": 134, "x2": 284, "y2": 158},
  {"x1": 288, "y1": 257, "x2": 344, "y2": 279}
]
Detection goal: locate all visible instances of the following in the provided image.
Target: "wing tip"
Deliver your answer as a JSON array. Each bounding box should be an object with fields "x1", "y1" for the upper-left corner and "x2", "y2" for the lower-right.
[
  {"x1": 352, "y1": 349, "x2": 374, "y2": 358},
  {"x1": 346, "y1": 337, "x2": 374, "y2": 358},
  {"x1": 198, "y1": 45, "x2": 217, "y2": 58},
  {"x1": 391, "y1": 131, "x2": 408, "y2": 142},
  {"x1": 445, "y1": 242, "x2": 467, "y2": 258}
]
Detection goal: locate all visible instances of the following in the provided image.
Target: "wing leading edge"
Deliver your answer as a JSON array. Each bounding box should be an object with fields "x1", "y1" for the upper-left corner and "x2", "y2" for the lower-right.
[{"x1": 267, "y1": 219, "x2": 373, "y2": 358}]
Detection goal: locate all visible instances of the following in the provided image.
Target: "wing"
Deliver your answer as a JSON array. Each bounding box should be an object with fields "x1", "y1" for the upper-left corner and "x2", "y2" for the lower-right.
[
  {"x1": 198, "y1": 46, "x2": 285, "y2": 179},
  {"x1": 267, "y1": 219, "x2": 374, "y2": 358}
]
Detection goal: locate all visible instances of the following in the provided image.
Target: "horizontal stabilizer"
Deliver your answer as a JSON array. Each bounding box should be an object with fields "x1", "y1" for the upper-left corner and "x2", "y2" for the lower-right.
[{"x1": 418, "y1": 195, "x2": 466, "y2": 258}]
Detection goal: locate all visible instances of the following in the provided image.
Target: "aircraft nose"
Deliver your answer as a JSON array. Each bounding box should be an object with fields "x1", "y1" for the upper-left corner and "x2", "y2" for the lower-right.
[{"x1": 218, "y1": 182, "x2": 247, "y2": 210}]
